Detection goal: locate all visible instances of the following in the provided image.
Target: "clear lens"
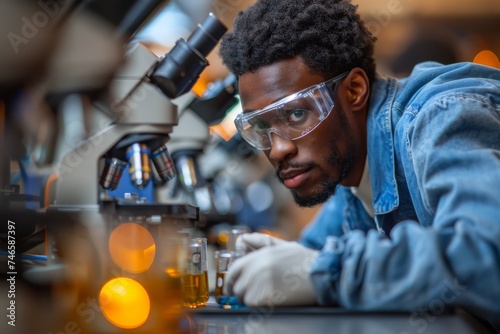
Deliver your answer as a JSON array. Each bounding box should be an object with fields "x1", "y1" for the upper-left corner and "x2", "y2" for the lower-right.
[{"x1": 235, "y1": 72, "x2": 348, "y2": 150}]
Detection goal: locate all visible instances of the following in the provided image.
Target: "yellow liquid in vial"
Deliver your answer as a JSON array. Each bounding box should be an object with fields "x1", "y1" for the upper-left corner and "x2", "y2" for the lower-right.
[
  {"x1": 215, "y1": 272, "x2": 241, "y2": 307},
  {"x1": 181, "y1": 272, "x2": 209, "y2": 308},
  {"x1": 215, "y1": 272, "x2": 225, "y2": 300}
]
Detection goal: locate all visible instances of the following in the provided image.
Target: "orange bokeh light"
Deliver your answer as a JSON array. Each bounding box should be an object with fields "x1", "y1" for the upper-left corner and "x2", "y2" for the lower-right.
[
  {"x1": 99, "y1": 277, "x2": 150, "y2": 329},
  {"x1": 108, "y1": 223, "x2": 156, "y2": 273},
  {"x1": 473, "y1": 50, "x2": 500, "y2": 69}
]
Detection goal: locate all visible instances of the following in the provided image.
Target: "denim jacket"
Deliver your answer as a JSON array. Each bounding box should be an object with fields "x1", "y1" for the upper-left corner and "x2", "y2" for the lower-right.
[{"x1": 300, "y1": 61, "x2": 500, "y2": 326}]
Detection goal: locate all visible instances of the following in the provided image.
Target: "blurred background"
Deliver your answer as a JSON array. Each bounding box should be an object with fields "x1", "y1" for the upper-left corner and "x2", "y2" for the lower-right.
[
  {"x1": 0, "y1": 0, "x2": 499, "y2": 332},
  {"x1": 1, "y1": 0, "x2": 500, "y2": 247}
]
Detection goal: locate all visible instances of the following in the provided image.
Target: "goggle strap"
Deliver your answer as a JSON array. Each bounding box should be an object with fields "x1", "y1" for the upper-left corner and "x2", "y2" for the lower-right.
[{"x1": 325, "y1": 71, "x2": 350, "y2": 92}]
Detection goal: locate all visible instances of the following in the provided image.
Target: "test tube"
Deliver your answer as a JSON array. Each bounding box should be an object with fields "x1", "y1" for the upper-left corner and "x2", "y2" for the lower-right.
[
  {"x1": 227, "y1": 225, "x2": 251, "y2": 251},
  {"x1": 214, "y1": 250, "x2": 245, "y2": 308},
  {"x1": 181, "y1": 238, "x2": 209, "y2": 308}
]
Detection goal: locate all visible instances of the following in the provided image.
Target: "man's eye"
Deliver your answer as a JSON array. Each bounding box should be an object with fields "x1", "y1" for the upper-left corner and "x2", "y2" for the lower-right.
[{"x1": 287, "y1": 109, "x2": 308, "y2": 123}]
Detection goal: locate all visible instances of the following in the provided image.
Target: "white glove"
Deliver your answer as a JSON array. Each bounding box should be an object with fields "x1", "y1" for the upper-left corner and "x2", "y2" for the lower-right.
[
  {"x1": 224, "y1": 241, "x2": 319, "y2": 306},
  {"x1": 235, "y1": 232, "x2": 286, "y2": 253}
]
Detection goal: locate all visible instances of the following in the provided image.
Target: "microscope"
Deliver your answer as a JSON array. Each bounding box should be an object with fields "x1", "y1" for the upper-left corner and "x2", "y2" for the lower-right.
[
  {"x1": 4, "y1": 8, "x2": 228, "y2": 334},
  {"x1": 161, "y1": 73, "x2": 239, "y2": 216},
  {"x1": 1, "y1": 2, "x2": 230, "y2": 333},
  {"x1": 46, "y1": 14, "x2": 229, "y2": 284},
  {"x1": 52, "y1": 12, "x2": 227, "y2": 210}
]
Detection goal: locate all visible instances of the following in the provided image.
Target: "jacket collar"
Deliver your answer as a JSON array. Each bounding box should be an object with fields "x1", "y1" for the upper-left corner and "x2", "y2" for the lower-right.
[{"x1": 366, "y1": 74, "x2": 399, "y2": 215}]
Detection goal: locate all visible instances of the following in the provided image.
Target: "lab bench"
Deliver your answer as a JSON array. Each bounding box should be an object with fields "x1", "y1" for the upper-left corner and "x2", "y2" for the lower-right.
[{"x1": 186, "y1": 298, "x2": 496, "y2": 334}]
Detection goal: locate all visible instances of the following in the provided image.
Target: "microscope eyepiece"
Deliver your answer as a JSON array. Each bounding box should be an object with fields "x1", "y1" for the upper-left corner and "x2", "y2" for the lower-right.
[
  {"x1": 187, "y1": 13, "x2": 228, "y2": 57},
  {"x1": 150, "y1": 13, "x2": 227, "y2": 99}
]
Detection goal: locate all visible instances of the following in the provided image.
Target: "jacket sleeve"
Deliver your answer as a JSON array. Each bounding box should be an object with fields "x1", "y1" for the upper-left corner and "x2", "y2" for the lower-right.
[{"x1": 309, "y1": 90, "x2": 500, "y2": 325}]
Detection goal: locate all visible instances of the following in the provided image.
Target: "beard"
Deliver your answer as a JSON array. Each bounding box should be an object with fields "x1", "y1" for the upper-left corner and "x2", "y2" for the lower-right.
[
  {"x1": 291, "y1": 177, "x2": 338, "y2": 208},
  {"x1": 291, "y1": 140, "x2": 355, "y2": 207}
]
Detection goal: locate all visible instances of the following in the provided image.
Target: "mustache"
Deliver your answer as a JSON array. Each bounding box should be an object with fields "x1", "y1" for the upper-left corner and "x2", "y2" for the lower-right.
[{"x1": 275, "y1": 161, "x2": 316, "y2": 180}]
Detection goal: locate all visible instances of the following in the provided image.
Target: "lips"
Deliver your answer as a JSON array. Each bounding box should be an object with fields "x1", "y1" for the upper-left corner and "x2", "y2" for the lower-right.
[{"x1": 279, "y1": 168, "x2": 311, "y2": 189}]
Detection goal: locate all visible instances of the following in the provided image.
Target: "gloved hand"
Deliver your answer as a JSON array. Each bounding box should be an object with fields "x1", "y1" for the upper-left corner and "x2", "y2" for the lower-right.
[
  {"x1": 224, "y1": 240, "x2": 319, "y2": 306},
  {"x1": 235, "y1": 232, "x2": 287, "y2": 253}
]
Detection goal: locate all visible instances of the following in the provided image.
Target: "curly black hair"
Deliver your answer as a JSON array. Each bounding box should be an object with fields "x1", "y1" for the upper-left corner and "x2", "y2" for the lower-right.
[{"x1": 219, "y1": 0, "x2": 377, "y2": 83}]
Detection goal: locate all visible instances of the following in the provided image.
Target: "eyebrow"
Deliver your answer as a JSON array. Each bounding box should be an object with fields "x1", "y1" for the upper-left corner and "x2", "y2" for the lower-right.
[{"x1": 241, "y1": 93, "x2": 290, "y2": 114}]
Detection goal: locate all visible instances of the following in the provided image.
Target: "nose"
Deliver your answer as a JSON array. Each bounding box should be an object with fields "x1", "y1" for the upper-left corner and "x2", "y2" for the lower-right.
[{"x1": 267, "y1": 131, "x2": 297, "y2": 162}]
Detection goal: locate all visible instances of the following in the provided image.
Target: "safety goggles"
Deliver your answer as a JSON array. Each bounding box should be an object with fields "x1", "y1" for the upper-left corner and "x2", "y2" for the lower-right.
[{"x1": 234, "y1": 71, "x2": 348, "y2": 150}]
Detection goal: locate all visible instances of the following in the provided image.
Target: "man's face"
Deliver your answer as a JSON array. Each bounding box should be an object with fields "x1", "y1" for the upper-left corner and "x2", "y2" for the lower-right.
[{"x1": 238, "y1": 57, "x2": 366, "y2": 207}]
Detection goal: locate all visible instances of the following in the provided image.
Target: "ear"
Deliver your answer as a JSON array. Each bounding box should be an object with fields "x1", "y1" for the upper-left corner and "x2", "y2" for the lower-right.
[{"x1": 344, "y1": 68, "x2": 370, "y2": 112}]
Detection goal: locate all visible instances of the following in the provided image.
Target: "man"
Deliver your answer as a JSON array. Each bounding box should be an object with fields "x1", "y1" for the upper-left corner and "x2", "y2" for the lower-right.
[{"x1": 218, "y1": 0, "x2": 500, "y2": 329}]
